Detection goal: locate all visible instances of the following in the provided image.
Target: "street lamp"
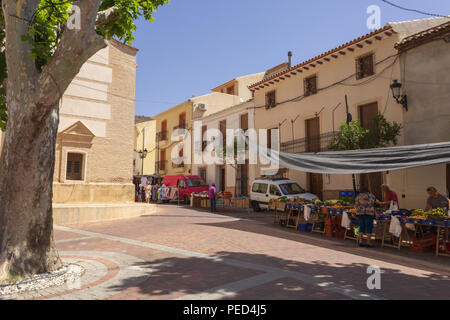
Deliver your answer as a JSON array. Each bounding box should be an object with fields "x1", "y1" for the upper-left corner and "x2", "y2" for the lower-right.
[
  {"x1": 138, "y1": 148, "x2": 148, "y2": 175},
  {"x1": 390, "y1": 80, "x2": 408, "y2": 112},
  {"x1": 138, "y1": 149, "x2": 148, "y2": 159}
]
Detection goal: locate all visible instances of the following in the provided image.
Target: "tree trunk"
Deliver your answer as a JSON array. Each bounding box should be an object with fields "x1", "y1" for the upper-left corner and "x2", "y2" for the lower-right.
[
  {"x1": 0, "y1": 0, "x2": 106, "y2": 283},
  {"x1": 0, "y1": 97, "x2": 62, "y2": 283}
]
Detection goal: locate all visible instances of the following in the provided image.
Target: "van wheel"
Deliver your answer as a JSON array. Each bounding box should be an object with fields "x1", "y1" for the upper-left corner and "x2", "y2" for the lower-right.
[{"x1": 252, "y1": 201, "x2": 261, "y2": 212}]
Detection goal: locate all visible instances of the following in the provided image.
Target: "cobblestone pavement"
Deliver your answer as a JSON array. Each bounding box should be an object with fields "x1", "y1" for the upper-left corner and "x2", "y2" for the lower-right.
[{"x1": 7, "y1": 205, "x2": 450, "y2": 300}]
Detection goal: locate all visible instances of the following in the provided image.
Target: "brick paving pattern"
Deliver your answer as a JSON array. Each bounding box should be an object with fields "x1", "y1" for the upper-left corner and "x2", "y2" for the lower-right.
[{"x1": 5, "y1": 205, "x2": 449, "y2": 300}]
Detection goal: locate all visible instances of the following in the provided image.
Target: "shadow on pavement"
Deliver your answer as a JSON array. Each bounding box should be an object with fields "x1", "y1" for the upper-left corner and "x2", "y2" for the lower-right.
[{"x1": 105, "y1": 250, "x2": 449, "y2": 300}]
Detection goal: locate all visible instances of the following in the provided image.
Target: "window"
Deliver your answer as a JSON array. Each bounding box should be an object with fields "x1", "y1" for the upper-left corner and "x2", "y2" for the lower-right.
[
  {"x1": 186, "y1": 178, "x2": 207, "y2": 187},
  {"x1": 240, "y1": 113, "x2": 249, "y2": 132},
  {"x1": 202, "y1": 125, "x2": 207, "y2": 151},
  {"x1": 160, "y1": 120, "x2": 168, "y2": 141},
  {"x1": 356, "y1": 53, "x2": 374, "y2": 80},
  {"x1": 304, "y1": 75, "x2": 317, "y2": 97},
  {"x1": 226, "y1": 86, "x2": 235, "y2": 95},
  {"x1": 252, "y1": 183, "x2": 268, "y2": 194},
  {"x1": 269, "y1": 185, "x2": 282, "y2": 196},
  {"x1": 265, "y1": 91, "x2": 276, "y2": 109},
  {"x1": 66, "y1": 153, "x2": 83, "y2": 181},
  {"x1": 178, "y1": 113, "x2": 186, "y2": 129},
  {"x1": 219, "y1": 120, "x2": 227, "y2": 147},
  {"x1": 279, "y1": 183, "x2": 305, "y2": 195},
  {"x1": 199, "y1": 167, "x2": 207, "y2": 183}
]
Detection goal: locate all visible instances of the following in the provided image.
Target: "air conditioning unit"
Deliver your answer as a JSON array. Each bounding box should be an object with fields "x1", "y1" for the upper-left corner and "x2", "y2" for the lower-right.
[{"x1": 197, "y1": 103, "x2": 208, "y2": 111}]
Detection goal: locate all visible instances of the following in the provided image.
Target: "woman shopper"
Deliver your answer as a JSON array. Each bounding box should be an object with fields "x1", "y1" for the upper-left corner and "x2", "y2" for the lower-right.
[
  {"x1": 145, "y1": 180, "x2": 152, "y2": 204},
  {"x1": 354, "y1": 185, "x2": 377, "y2": 248}
]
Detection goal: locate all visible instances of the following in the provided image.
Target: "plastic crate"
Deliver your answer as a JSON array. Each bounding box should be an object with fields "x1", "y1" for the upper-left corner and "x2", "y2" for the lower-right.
[{"x1": 298, "y1": 223, "x2": 313, "y2": 232}]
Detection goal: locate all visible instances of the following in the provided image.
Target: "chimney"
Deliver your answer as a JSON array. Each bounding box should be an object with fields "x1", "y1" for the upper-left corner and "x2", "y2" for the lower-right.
[{"x1": 288, "y1": 51, "x2": 293, "y2": 68}]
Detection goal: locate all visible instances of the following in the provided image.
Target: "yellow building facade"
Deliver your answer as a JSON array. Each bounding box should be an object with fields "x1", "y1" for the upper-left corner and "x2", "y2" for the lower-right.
[{"x1": 134, "y1": 117, "x2": 157, "y2": 175}]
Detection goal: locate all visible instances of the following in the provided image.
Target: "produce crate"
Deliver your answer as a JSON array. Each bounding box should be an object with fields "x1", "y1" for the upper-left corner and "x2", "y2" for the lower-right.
[
  {"x1": 410, "y1": 234, "x2": 436, "y2": 253},
  {"x1": 298, "y1": 223, "x2": 313, "y2": 232}
]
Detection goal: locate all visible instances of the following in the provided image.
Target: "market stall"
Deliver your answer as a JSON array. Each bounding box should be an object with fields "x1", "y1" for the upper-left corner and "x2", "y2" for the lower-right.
[{"x1": 269, "y1": 197, "x2": 450, "y2": 257}]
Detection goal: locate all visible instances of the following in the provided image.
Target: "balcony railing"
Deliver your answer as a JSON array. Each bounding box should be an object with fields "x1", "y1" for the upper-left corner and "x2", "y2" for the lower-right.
[
  {"x1": 173, "y1": 122, "x2": 187, "y2": 131},
  {"x1": 158, "y1": 131, "x2": 168, "y2": 142},
  {"x1": 157, "y1": 160, "x2": 168, "y2": 172},
  {"x1": 280, "y1": 132, "x2": 337, "y2": 153}
]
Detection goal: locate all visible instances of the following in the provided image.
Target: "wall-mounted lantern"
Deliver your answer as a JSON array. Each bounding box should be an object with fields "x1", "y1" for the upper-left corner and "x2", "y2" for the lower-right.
[{"x1": 390, "y1": 80, "x2": 408, "y2": 112}]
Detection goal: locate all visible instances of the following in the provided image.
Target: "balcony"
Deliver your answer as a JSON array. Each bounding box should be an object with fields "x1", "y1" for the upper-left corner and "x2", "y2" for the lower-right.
[
  {"x1": 280, "y1": 132, "x2": 336, "y2": 153},
  {"x1": 173, "y1": 122, "x2": 187, "y2": 131},
  {"x1": 158, "y1": 131, "x2": 168, "y2": 142}
]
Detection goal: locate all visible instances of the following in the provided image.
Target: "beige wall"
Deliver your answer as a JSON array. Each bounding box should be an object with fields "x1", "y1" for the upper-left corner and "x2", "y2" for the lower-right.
[
  {"x1": 192, "y1": 100, "x2": 257, "y2": 194},
  {"x1": 134, "y1": 120, "x2": 157, "y2": 175},
  {"x1": 391, "y1": 35, "x2": 450, "y2": 206},
  {"x1": 53, "y1": 40, "x2": 137, "y2": 203},
  {"x1": 153, "y1": 92, "x2": 242, "y2": 176},
  {"x1": 253, "y1": 33, "x2": 403, "y2": 198},
  {"x1": 211, "y1": 73, "x2": 265, "y2": 102}
]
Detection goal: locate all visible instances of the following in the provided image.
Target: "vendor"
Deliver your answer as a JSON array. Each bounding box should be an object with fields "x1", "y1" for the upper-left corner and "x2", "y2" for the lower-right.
[
  {"x1": 425, "y1": 187, "x2": 449, "y2": 212},
  {"x1": 376, "y1": 184, "x2": 399, "y2": 209},
  {"x1": 354, "y1": 185, "x2": 377, "y2": 248}
]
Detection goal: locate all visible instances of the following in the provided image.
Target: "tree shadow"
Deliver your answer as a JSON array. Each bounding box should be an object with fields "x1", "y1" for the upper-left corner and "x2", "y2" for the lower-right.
[{"x1": 105, "y1": 250, "x2": 449, "y2": 300}]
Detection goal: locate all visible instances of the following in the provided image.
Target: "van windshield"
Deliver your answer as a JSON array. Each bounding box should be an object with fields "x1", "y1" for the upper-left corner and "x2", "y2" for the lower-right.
[
  {"x1": 186, "y1": 178, "x2": 207, "y2": 187},
  {"x1": 279, "y1": 183, "x2": 305, "y2": 195}
]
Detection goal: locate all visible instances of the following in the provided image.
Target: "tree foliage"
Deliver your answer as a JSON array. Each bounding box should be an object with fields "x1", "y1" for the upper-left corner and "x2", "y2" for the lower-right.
[
  {"x1": 0, "y1": 0, "x2": 168, "y2": 131},
  {"x1": 328, "y1": 113, "x2": 402, "y2": 151}
]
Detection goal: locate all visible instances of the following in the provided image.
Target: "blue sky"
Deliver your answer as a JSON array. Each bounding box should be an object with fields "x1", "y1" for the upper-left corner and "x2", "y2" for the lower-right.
[{"x1": 132, "y1": 0, "x2": 450, "y2": 117}]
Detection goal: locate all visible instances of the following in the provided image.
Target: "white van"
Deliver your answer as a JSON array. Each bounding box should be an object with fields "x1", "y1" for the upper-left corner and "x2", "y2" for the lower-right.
[{"x1": 250, "y1": 178, "x2": 319, "y2": 212}]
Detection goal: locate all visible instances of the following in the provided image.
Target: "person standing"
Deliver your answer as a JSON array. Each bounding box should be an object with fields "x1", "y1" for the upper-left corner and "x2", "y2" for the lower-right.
[
  {"x1": 354, "y1": 185, "x2": 377, "y2": 248},
  {"x1": 376, "y1": 184, "x2": 399, "y2": 209},
  {"x1": 425, "y1": 187, "x2": 449, "y2": 212},
  {"x1": 145, "y1": 181, "x2": 152, "y2": 204},
  {"x1": 209, "y1": 184, "x2": 217, "y2": 213}
]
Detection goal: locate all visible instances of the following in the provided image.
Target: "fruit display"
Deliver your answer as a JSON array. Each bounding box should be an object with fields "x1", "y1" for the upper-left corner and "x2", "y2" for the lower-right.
[
  {"x1": 412, "y1": 209, "x2": 426, "y2": 217},
  {"x1": 428, "y1": 208, "x2": 447, "y2": 218},
  {"x1": 412, "y1": 208, "x2": 447, "y2": 219}
]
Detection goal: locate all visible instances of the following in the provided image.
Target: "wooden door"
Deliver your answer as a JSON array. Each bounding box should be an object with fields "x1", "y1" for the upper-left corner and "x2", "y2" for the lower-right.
[
  {"x1": 219, "y1": 120, "x2": 227, "y2": 147},
  {"x1": 219, "y1": 166, "x2": 226, "y2": 192},
  {"x1": 305, "y1": 117, "x2": 322, "y2": 199},
  {"x1": 238, "y1": 162, "x2": 249, "y2": 196},
  {"x1": 359, "y1": 102, "x2": 382, "y2": 199},
  {"x1": 308, "y1": 173, "x2": 323, "y2": 200},
  {"x1": 66, "y1": 153, "x2": 83, "y2": 181},
  {"x1": 240, "y1": 113, "x2": 248, "y2": 132},
  {"x1": 359, "y1": 102, "x2": 378, "y2": 131},
  {"x1": 306, "y1": 117, "x2": 320, "y2": 152},
  {"x1": 160, "y1": 150, "x2": 166, "y2": 171}
]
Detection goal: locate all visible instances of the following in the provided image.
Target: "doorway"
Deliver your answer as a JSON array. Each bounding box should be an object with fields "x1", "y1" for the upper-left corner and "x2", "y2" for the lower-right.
[
  {"x1": 305, "y1": 117, "x2": 323, "y2": 199},
  {"x1": 305, "y1": 117, "x2": 320, "y2": 153},
  {"x1": 217, "y1": 165, "x2": 225, "y2": 192},
  {"x1": 359, "y1": 102, "x2": 383, "y2": 199},
  {"x1": 308, "y1": 173, "x2": 323, "y2": 200}
]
